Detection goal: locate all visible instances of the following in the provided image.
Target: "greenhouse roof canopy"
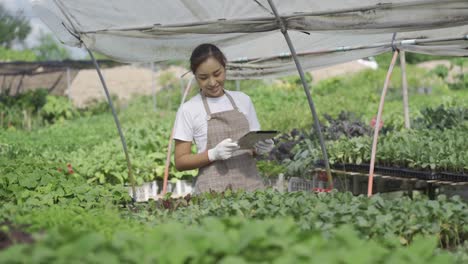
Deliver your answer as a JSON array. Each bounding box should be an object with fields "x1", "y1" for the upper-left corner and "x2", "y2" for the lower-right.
[
  {"x1": 32, "y1": 0, "x2": 468, "y2": 79},
  {"x1": 0, "y1": 60, "x2": 120, "y2": 76}
]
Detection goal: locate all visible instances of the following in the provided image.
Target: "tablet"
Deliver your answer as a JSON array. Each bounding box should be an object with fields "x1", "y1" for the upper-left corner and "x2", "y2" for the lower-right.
[{"x1": 237, "y1": 130, "x2": 279, "y2": 149}]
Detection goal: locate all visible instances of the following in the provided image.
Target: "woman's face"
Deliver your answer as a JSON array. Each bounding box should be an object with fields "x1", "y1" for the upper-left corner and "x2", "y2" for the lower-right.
[{"x1": 195, "y1": 57, "x2": 226, "y2": 98}]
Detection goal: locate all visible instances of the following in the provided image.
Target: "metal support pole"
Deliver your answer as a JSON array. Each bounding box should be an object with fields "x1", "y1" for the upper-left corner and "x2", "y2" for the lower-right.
[
  {"x1": 85, "y1": 47, "x2": 136, "y2": 200},
  {"x1": 267, "y1": 0, "x2": 333, "y2": 188},
  {"x1": 236, "y1": 79, "x2": 240, "y2": 91},
  {"x1": 400, "y1": 51, "x2": 410, "y2": 129}
]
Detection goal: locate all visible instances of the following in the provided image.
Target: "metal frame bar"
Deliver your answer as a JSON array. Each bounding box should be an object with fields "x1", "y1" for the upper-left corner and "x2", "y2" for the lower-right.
[
  {"x1": 85, "y1": 46, "x2": 136, "y2": 201},
  {"x1": 228, "y1": 35, "x2": 468, "y2": 66},
  {"x1": 267, "y1": 0, "x2": 333, "y2": 188}
]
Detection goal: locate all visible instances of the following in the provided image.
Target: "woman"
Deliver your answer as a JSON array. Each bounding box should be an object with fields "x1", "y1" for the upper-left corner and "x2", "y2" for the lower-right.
[{"x1": 174, "y1": 43, "x2": 274, "y2": 193}]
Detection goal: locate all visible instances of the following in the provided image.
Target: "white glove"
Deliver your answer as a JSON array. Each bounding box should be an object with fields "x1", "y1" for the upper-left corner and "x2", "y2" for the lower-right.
[
  {"x1": 254, "y1": 139, "x2": 274, "y2": 155},
  {"x1": 207, "y1": 138, "x2": 240, "y2": 161}
]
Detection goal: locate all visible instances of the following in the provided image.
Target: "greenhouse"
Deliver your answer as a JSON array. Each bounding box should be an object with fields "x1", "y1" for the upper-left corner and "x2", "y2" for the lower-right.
[{"x1": 1, "y1": 0, "x2": 468, "y2": 263}]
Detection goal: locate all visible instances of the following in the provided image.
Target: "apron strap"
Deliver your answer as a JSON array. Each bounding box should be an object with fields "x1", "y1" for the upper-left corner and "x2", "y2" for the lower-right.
[
  {"x1": 224, "y1": 91, "x2": 240, "y2": 111},
  {"x1": 201, "y1": 90, "x2": 240, "y2": 120},
  {"x1": 201, "y1": 93, "x2": 212, "y2": 116}
]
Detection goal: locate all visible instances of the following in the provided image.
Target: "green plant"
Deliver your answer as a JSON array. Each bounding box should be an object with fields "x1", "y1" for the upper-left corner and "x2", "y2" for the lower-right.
[
  {"x1": 40, "y1": 95, "x2": 77, "y2": 124},
  {"x1": 0, "y1": 89, "x2": 49, "y2": 129},
  {"x1": 0, "y1": 4, "x2": 31, "y2": 48},
  {"x1": 413, "y1": 105, "x2": 467, "y2": 130},
  {"x1": 0, "y1": 46, "x2": 36, "y2": 61},
  {"x1": 256, "y1": 160, "x2": 286, "y2": 178},
  {"x1": 32, "y1": 32, "x2": 71, "y2": 61},
  {"x1": 431, "y1": 65, "x2": 449, "y2": 80},
  {"x1": 449, "y1": 59, "x2": 467, "y2": 90},
  {"x1": 277, "y1": 72, "x2": 313, "y2": 90}
]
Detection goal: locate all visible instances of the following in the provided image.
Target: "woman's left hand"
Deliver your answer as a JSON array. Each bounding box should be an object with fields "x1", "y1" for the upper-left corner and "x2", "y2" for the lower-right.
[{"x1": 254, "y1": 139, "x2": 274, "y2": 155}]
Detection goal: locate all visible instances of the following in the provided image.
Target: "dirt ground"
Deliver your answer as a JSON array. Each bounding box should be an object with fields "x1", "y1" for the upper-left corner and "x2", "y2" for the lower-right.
[
  {"x1": 309, "y1": 60, "x2": 377, "y2": 84},
  {"x1": 13, "y1": 59, "x2": 460, "y2": 108},
  {"x1": 68, "y1": 60, "x2": 377, "y2": 107},
  {"x1": 69, "y1": 65, "x2": 188, "y2": 107},
  {"x1": 415, "y1": 60, "x2": 463, "y2": 83}
]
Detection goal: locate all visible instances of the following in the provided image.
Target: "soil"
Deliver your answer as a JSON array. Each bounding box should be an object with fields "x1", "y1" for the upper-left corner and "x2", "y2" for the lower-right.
[
  {"x1": 4, "y1": 59, "x2": 464, "y2": 108},
  {"x1": 0, "y1": 221, "x2": 34, "y2": 250},
  {"x1": 416, "y1": 60, "x2": 464, "y2": 83},
  {"x1": 309, "y1": 60, "x2": 375, "y2": 84},
  {"x1": 69, "y1": 65, "x2": 188, "y2": 107},
  {"x1": 69, "y1": 61, "x2": 376, "y2": 107}
]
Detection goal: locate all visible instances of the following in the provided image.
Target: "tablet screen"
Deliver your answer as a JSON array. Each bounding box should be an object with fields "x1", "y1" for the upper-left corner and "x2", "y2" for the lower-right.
[{"x1": 237, "y1": 131, "x2": 279, "y2": 149}]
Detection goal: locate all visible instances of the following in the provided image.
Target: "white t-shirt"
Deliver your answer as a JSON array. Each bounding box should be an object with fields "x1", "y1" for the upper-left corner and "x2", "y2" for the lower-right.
[{"x1": 174, "y1": 90, "x2": 261, "y2": 153}]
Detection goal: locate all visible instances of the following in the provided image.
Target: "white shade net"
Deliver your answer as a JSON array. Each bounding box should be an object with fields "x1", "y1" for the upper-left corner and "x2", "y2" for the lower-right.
[{"x1": 32, "y1": 0, "x2": 468, "y2": 79}]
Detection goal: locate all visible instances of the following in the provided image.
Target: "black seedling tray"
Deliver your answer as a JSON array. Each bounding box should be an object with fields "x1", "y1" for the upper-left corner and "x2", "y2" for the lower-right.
[
  {"x1": 438, "y1": 171, "x2": 468, "y2": 182},
  {"x1": 374, "y1": 166, "x2": 437, "y2": 181},
  {"x1": 313, "y1": 160, "x2": 468, "y2": 182},
  {"x1": 343, "y1": 163, "x2": 370, "y2": 173}
]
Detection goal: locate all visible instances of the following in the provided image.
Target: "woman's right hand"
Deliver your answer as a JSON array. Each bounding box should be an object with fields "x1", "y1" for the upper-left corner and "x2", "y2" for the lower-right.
[{"x1": 208, "y1": 138, "x2": 240, "y2": 161}]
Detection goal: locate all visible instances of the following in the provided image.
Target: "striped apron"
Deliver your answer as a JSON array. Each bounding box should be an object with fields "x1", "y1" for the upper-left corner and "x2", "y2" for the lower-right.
[{"x1": 194, "y1": 92, "x2": 264, "y2": 193}]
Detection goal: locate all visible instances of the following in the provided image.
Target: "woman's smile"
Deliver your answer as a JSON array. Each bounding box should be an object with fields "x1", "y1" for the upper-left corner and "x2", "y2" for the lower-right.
[{"x1": 195, "y1": 57, "x2": 226, "y2": 97}]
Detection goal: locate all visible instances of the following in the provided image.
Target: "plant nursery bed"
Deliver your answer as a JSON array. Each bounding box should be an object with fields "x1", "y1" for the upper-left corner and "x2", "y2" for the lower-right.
[
  {"x1": 438, "y1": 171, "x2": 468, "y2": 183},
  {"x1": 315, "y1": 160, "x2": 468, "y2": 184}
]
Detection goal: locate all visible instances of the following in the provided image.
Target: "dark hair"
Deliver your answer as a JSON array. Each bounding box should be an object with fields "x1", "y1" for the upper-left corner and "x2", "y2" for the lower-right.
[{"x1": 190, "y1": 43, "x2": 227, "y2": 73}]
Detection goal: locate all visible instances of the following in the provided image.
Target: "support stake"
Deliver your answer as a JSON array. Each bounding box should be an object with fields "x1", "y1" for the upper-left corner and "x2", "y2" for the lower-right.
[
  {"x1": 66, "y1": 67, "x2": 71, "y2": 100},
  {"x1": 368, "y1": 51, "x2": 399, "y2": 197},
  {"x1": 162, "y1": 77, "x2": 194, "y2": 195},
  {"x1": 400, "y1": 51, "x2": 410, "y2": 129}
]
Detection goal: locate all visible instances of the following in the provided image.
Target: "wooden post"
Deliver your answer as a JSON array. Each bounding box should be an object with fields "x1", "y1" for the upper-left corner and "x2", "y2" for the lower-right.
[
  {"x1": 66, "y1": 67, "x2": 72, "y2": 100},
  {"x1": 400, "y1": 51, "x2": 410, "y2": 129},
  {"x1": 15, "y1": 74, "x2": 25, "y2": 96},
  {"x1": 1, "y1": 75, "x2": 5, "y2": 93},
  {"x1": 368, "y1": 51, "x2": 399, "y2": 197}
]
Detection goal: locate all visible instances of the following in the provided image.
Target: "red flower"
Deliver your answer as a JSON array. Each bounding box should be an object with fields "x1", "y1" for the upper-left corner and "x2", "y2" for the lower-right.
[
  {"x1": 67, "y1": 163, "x2": 74, "y2": 174},
  {"x1": 370, "y1": 116, "x2": 383, "y2": 130},
  {"x1": 312, "y1": 188, "x2": 332, "y2": 193}
]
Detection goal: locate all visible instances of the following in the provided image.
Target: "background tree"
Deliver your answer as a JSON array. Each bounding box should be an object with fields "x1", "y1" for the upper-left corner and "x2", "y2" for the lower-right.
[
  {"x1": 33, "y1": 32, "x2": 71, "y2": 61},
  {"x1": 0, "y1": 4, "x2": 31, "y2": 48}
]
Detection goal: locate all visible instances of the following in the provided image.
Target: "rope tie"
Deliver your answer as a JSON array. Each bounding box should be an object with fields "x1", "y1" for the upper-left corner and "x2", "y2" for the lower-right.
[{"x1": 391, "y1": 32, "x2": 399, "y2": 52}]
